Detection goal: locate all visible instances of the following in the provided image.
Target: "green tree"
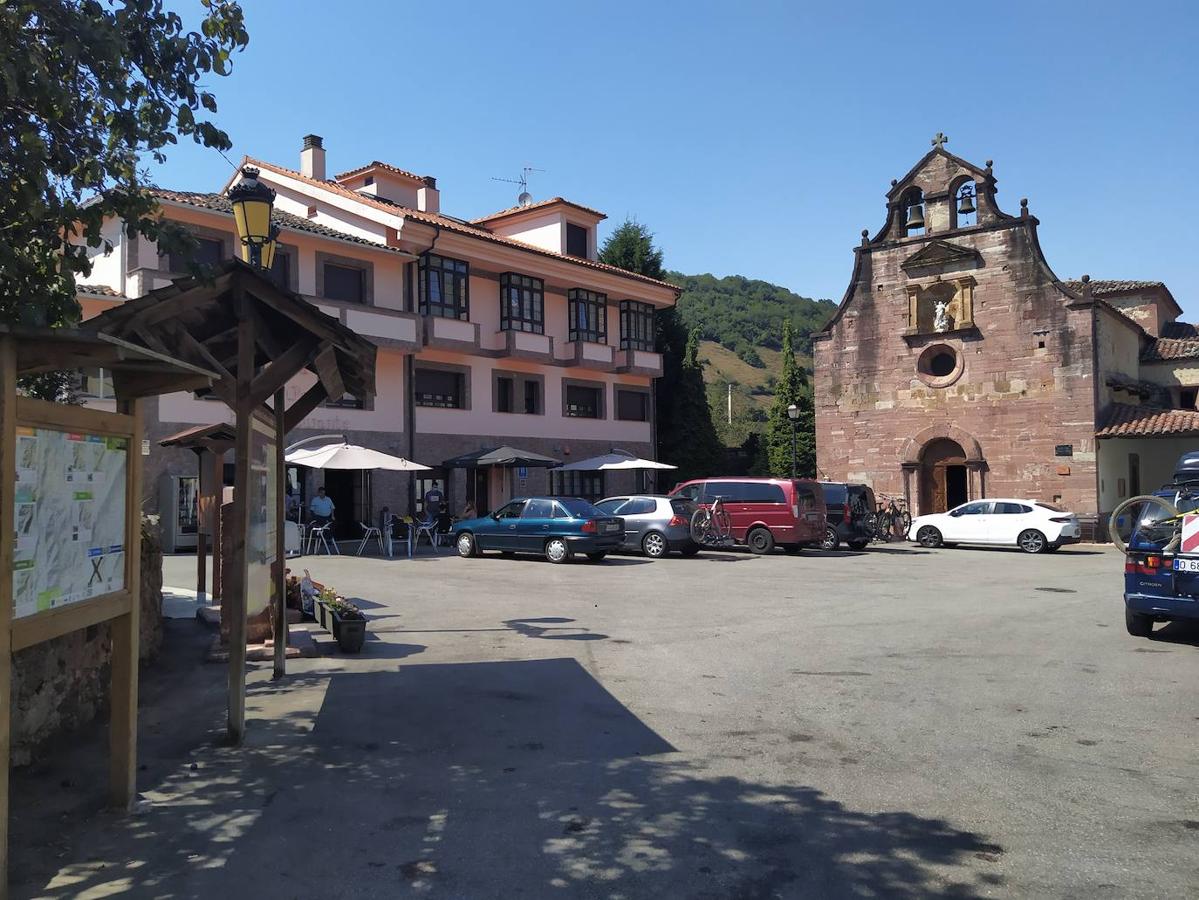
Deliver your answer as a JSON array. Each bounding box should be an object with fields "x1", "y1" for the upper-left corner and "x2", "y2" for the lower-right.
[
  {"x1": 765, "y1": 319, "x2": 815, "y2": 477},
  {"x1": 599, "y1": 220, "x2": 722, "y2": 481},
  {"x1": 0, "y1": 0, "x2": 249, "y2": 337}
]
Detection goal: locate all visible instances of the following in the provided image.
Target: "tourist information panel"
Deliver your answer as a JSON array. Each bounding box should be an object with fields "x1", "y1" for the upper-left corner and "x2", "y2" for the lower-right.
[{"x1": 12, "y1": 426, "x2": 128, "y2": 618}]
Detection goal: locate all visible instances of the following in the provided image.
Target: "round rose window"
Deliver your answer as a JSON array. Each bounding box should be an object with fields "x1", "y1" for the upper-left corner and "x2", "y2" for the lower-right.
[{"x1": 916, "y1": 344, "x2": 963, "y2": 388}]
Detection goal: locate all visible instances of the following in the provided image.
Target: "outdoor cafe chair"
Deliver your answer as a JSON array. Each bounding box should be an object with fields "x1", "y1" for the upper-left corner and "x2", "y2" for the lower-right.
[
  {"x1": 356, "y1": 521, "x2": 384, "y2": 556},
  {"x1": 385, "y1": 515, "x2": 414, "y2": 559},
  {"x1": 413, "y1": 515, "x2": 441, "y2": 552},
  {"x1": 306, "y1": 522, "x2": 340, "y2": 556}
]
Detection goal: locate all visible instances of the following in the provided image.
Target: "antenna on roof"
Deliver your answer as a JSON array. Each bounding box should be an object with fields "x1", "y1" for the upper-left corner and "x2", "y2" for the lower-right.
[{"x1": 491, "y1": 165, "x2": 545, "y2": 207}]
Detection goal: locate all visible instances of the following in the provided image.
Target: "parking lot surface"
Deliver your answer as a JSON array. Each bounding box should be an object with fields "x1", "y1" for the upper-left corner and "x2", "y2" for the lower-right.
[{"x1": 34, "y1": 542, "x2": 1199, "y2": 898}]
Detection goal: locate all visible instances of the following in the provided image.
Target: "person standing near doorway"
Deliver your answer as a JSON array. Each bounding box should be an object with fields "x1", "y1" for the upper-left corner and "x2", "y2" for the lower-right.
[
  {"x1": 423, "y1": 480, "x2": 444, "y2": 521},
  {"x1": 310, "y1": 486, "x2": 335, "y2": 526}
]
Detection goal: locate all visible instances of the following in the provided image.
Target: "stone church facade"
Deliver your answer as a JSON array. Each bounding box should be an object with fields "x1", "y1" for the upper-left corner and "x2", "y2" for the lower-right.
[{"x1": 813, "y1": 137, "x2": 1199, "y2": 537}]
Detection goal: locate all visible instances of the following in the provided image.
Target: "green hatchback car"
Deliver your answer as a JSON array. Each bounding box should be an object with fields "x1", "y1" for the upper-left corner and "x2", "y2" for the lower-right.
[{"x1": 453, "y1": 496, "x2": 625, "y2": 563}]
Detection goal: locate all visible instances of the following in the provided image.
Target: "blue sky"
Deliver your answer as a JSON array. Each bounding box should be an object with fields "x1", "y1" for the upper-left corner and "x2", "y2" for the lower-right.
[{"x1": 155, "y1": 0, "x2": 1199, "y2": 314}]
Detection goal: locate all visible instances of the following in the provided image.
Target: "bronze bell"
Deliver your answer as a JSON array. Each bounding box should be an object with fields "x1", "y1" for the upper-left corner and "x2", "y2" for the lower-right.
[
  {"x1": 905, "y1": 203, "x2": 925, "y2": 230},
  {"x1": 957, "y1": 191, "x2": 976, "y2": 216}
]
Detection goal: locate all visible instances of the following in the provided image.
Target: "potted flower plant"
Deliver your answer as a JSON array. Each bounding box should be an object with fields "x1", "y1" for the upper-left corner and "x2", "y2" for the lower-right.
[{"x1": 325, "y1": 595, "x2": 366, "y2": 653}]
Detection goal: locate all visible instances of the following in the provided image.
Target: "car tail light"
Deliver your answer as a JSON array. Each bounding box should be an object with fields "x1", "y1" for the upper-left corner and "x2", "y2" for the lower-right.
[
  {"x1": 581, "y1": 520, "x2": 597, "y2": 534},
  {"x1": 1127, "y1": 554, "x2": 1167, "y2": 575},
  {"x1": 1049, "y1": 516, "x2": 1074, "y2": 523},
  {"x1": 843, "y1": 505, "x2": 851, "y2": 524},
  {"x1": 668, "y1": 514, "x2": 688, "y2": 527}
]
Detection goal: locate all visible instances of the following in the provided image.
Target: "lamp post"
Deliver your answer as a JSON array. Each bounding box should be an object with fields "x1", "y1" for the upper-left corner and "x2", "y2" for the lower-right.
[
  {"x1": 787, "y1": 403, "x2": 799, "y2": 479},
  {"x1": 228, "y1": 166, "x2": 278, "y2": 270}
]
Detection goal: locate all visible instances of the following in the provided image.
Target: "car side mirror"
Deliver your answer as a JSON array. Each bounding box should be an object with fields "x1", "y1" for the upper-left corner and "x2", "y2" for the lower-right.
[{"x1": 948, "y1": 509, "x2": 962, "y2": 517}]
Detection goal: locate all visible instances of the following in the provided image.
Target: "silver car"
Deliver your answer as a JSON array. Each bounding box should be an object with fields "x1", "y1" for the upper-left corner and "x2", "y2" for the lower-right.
[{"x1": 594, "y1": 495, "x2": 700, "y2": 558}]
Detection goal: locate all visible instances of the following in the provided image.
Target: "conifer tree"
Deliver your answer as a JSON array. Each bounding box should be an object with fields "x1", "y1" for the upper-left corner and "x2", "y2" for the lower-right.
[{"x1": 765, "y1": 320, "x2": 815, "y2": 477}]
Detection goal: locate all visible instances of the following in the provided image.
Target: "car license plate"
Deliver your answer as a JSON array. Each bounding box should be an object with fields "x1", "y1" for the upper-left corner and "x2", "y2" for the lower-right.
[
  {"x1": 603, "y1": 522, "x2": 619, "y2": 533},
  {"x1": 1174, "y1": 558, "x2": 1199, "y2": 573}
]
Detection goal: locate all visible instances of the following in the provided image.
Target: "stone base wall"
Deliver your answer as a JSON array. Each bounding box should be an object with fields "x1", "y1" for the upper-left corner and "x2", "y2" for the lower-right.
[{"x1": 9, "y1": 518, "x2": 164, "y2": 767}]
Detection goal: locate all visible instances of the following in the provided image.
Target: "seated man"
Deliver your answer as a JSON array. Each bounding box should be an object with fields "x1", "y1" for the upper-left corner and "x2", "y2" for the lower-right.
[{"x1": 309, "y1": 486, "x2": 335, "y2": 527}]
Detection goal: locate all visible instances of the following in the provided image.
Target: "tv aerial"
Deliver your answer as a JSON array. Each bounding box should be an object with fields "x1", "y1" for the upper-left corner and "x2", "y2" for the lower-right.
[{"x1": 491, "y1": 165, "x2": 545, "y2": 207}]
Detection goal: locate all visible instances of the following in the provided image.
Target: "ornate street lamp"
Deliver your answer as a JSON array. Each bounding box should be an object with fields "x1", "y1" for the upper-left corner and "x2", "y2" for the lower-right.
[
  {"x1": 787, "y1": 403, "x2": 799, "y2": 479},
  {"x1": 228, "y1": 167, "x2": 278, "y2": 270}
]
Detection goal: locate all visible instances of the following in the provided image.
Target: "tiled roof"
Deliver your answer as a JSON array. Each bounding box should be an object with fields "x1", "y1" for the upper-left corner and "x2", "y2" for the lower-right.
[
  {"x1": 76, "y1": 284, "x2": 122, "y2": 297},
  {"x1": 241, "y1": 158, "x2": 679, "y2": 292},
  {"x1": 1161, "y1": 321, "x2": 1199, "y2": 339},
  {"x1": 333, "y1": 160, "x2": 432, "y2": 185},
  {"x1": 150, "y1": 188, "x2": 404, "y2": 253},
  {"x1": 471, "y1": 196, "x2": 607, "y2": 225},
  {"x1": 1143, "y1": 335, "x2": 1199, "y2": 363},
  {"x1": 1105, "y1": 374, "x2": 1161, "y2": 399},
  {"x1": 1064, "y1": 279, "x2": 1167, "y2": 296},
  {"x1": 1097, "y1": 403, "x2": 1199, "y2": 438}
]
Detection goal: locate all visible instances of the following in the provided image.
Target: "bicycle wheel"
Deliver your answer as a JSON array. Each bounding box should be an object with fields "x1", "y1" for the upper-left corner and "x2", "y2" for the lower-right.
[
  {"x1": 896, "y1": 509, "x2": 912, "y2": 534},
  {"x1": 690, "y1": 507, "x2": 713, "y2": 544},
  {"x1": 1109, "y1": 494, "x2": 1181, "y2": 555},
  {"x1": 713, "y1": 506, "x2": 733, "y2": 541}
]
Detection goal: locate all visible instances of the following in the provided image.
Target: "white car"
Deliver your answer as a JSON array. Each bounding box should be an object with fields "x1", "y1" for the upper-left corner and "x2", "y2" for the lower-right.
[{"x1": 907, "y1": 499, "x2": 1082, "y2": 553}]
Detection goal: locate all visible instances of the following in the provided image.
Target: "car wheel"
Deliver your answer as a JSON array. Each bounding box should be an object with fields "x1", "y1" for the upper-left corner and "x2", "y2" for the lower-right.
[
  {"x1": 1018, "y1": 529, "x2": 1048, "y2": 554},
  {"x1": 456, "y1": 532, "x2": 477, "y2": 558},
  {"x1": 679, "y1": 544, "x2": 701, "y2": 558},
  {"x1": 545, "y1": 537, "x2": 570, "y2": 564},
  {"x1": 747, "y1": 527, "x2": 775, "y2": 555},
  {"x1": 820, "y1": 527, "x2": 839, "y2": 551},
  {"x1": 641, "y1": 531, "x2": 668, "y2": 559},
  {"x1": 586, "y1": 551, "x2": 608, "y2": 562},
  {"x1": 916, "y1": 526, "x2": 942, "y2": 548},
  {"x1": 847, "y1": 539, "x2": 870, "y2": 551},
  {"x1": 1125, "y1": 608, "x2": 1155, "y2": 638}
]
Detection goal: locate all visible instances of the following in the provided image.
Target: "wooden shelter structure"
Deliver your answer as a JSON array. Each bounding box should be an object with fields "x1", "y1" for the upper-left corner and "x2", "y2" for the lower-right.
[
  {"x1": 90, "y1": 260, "x2": 375, "y2": 739},
  {"x1": 159, "y1": 422, "x2": 236, "y2": 605},
  {"x1": 0, "y1": 325, "x2": 217, "y2": 890}
]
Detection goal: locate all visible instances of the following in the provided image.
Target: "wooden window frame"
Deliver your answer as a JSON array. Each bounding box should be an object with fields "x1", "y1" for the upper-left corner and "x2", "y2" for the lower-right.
[
  {"x1": 568, "y1": 289, "x2": 607, "y2": 344},
  {"x1": 619, "y1": 301, "x2": 655, "y2": 351},
  {"x1": 499, "y1": 272, "x2": 545, "y2": 334},
  {"x1": 419, "y1": 253, "x2": 470, "y2": 320}
]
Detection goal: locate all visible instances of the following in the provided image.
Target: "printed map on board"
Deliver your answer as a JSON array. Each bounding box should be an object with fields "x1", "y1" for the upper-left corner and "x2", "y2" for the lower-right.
[{"x1": 13, "y1": 427, "x2": 128, "y2": 619}]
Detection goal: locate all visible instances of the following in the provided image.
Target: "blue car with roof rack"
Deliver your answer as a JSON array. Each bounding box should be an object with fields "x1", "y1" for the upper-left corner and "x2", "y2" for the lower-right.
[{"x1": 1120, "y1": 451, "x2": 1199, "y2": 638}]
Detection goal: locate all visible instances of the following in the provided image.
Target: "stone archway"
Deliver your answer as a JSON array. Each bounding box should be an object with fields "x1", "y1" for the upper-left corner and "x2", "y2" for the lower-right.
[{"x1": 900, "y1": 424, "x2": 986, "y2": 515}]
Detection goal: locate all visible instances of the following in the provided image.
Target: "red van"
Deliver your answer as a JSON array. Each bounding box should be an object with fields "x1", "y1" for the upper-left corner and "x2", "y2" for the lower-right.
[{"x1": 669, "y1": 477, "x2": 827, "y2": 554}]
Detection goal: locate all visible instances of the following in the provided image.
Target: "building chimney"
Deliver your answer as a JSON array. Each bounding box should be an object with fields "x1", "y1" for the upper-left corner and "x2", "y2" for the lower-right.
[
  {"x1": 301, "y1": 134, "x2": 325, "y2": 181},
  {"x1": 417, "y1": 176, "x2": 440, "y2": 214}
]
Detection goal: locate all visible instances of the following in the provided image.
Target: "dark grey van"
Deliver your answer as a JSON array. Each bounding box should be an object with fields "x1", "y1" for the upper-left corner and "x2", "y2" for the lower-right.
[{"x1": 818, "y1": 482, "x2": 875, "y2": 551}]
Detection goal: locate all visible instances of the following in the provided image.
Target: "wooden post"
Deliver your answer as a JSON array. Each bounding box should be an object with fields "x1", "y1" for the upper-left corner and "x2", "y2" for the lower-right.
[
  {"x1": 195, "y1": 449, "x2": 207, "y2": 601},
  {"x1": 109, "y1": 397, "x2": 142, "y2": 808},
  {"x1": 272, "y1": 389, "x2": 286, "y2": 680},
  {"x1": 227, "y1": 297, "x2": 255, "y2": 744},
  {"x1": 0, "y1": 338, "x2": 17, "y2": 890}
]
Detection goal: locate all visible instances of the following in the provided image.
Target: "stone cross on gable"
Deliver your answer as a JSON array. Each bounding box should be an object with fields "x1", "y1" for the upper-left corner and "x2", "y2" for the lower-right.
[{"x1": 931, "y1": 132, "x2": 949, "y2": 150}]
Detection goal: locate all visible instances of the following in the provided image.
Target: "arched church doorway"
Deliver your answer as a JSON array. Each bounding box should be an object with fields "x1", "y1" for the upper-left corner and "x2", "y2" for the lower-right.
[{"x1": 920, "y1": 438, "x2": 968, "y2": 513}]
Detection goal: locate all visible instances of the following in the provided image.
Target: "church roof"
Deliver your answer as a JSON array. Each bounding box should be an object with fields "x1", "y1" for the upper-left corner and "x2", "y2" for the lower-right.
[
  {"x1": 1097, "y1": 403, "x2": 1199, "y2": 438},
  {"x1": 1063, "y1": 279, "x2": 1167, "y2": 296},
  {"x1": 1161, "y1": 321, "x2": 1199, "y2": 339},
  {"x1": 1142, "y1": 332, "x2": 1199, "y2": 363}
]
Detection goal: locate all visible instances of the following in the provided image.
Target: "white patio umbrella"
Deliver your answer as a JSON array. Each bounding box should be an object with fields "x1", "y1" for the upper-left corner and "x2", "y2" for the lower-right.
[
  {"x1": 556, "y1": 449, "x2": 677, "y2": 471},
  {"x1": 285, "y1": 442, "x2": 430, "y2": 471}
]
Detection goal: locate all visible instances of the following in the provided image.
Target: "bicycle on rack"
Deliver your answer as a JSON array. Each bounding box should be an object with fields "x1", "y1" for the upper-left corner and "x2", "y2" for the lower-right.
[
  {"x1": 869, "y1": 495, "x2": 911, "y2": 542},
  {"x1": 691, "y1": 495, "x2": 734, "y2": 546}
]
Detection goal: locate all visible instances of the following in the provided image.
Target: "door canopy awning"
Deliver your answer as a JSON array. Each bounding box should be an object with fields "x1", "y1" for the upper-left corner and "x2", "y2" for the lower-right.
[
  {"x1": 441, "y1": 446, "x2": 561, "y2": 468},
  {"x1": 556, "y1": 449, "x2": 677, "y2": 472},
  {"x1": 285, "y1": 442, "x2": 430, "y2": 471}
]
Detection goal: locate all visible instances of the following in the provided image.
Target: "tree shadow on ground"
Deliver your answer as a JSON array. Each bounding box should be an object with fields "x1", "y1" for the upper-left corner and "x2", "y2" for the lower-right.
[{"x1": 23, "y1": 659, "x2": 1004, "y2": 899}]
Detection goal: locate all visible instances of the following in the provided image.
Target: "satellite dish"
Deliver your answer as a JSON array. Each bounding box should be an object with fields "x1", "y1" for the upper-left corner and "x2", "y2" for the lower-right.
[{"x1": 517, "y1": 191, "x2": 532, "y2": 207}]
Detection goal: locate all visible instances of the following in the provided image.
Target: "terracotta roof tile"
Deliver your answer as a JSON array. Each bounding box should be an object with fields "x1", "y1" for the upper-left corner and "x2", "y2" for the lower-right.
[
  {"x1": 1142, "y1": 335, "x2": 1199, "y2": 363},
  {"x1": 149, "y1": 188, "x2": 405, "y2": 253},
  {"x1": 1063, "y1": 279, "x2": 1167, "y2": 296},
  {"x1": 471, "y1": 196, "x2": 607, "y2": 225},
  {"x1": 1161, "y1": 321, "x2": 1199, "y2": 339},
  {"x1": 1097, "y1": 403, "x2": 1199, "y2": 437},
  {"x1": 333, "y1": 160, "x2": 432, "y2": 185},
  {"x1": 242, "y1": 158, "x2": 678, "y2": 292},
  {"x1": 75, "y1": 283, "x2": 122, "y2": 297}
]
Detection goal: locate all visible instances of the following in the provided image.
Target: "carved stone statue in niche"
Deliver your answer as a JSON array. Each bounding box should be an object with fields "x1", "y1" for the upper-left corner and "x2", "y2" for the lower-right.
[{"x1": 906, "y1": 276, "x2": 975, "y2": 335}]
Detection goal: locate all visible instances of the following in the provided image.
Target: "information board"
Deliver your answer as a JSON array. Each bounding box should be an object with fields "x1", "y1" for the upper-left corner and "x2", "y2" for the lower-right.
[
  {"x1": 246, "y1": 416, "x2": 275, "y2": 619},
  {"x1": 12, "y1": 426, "x2": 128, "y2": 618}
]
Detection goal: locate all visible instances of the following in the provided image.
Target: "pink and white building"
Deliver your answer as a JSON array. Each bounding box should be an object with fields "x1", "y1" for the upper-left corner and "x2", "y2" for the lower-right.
[{"x1": 75, "y1": 135, "x2": 678, "y2": 526}]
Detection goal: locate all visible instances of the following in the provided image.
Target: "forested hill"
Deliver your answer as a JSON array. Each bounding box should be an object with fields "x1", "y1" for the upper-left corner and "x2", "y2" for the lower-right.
[{"x1": 668, "y1": 272, "x2": 836, "y2": 368}]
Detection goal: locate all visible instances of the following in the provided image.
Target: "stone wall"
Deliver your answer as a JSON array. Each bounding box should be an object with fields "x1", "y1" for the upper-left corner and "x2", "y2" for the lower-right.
[
  {"x1": 9, "y1": 518, "x2": 164, "y2": 767},
  {"x1": 814, "y1": 149, "x2": 1102, "y2": 522}
]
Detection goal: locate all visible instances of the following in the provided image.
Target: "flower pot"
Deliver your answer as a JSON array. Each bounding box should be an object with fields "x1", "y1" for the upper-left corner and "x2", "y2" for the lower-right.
[
  {"x1": 316, "y1": 601, "x2": 330, "y2": 631},
  {"x1": 332, "y1": 612, "x2": 366, "y2": 653}
]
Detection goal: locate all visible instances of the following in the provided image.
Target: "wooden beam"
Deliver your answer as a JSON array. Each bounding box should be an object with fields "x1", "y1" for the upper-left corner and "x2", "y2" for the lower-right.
[
  {"x1": 11, "y1": 591, "x2": 132, "y2": 653},
  {"x1": 283, "y1": 381, "x2": 329, "y2": 434},
  {"x1": 210, "y1": 449, "x2": 224, "y2": 604},
  {"x1": 312, "y1": 344, "x2": 345, "y2": 404},
  {"x1": 227, "y1": 291, "x2": 255, "y2": 744},
  {"x1": 273, "y1": 389, "x2": 286, "y2": 680},
  {"x1": 111, "y1": 371, "x2": 214, "y2": 401},
  {"x1": 248, "y1": 337, "x2": 318, "y2": 408},
  {"x1": 110, "y1": 397, "x2": 142, "y2": 810},
  {"x1": 0, "y1": 337, "x2": 16, "y2": 889},
  {"x1": 15, "y1": 397, "x2": 130, "y2": 435},
  {"x1": 170, "y1": 323, "x2": 235, "y2": 384}
]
